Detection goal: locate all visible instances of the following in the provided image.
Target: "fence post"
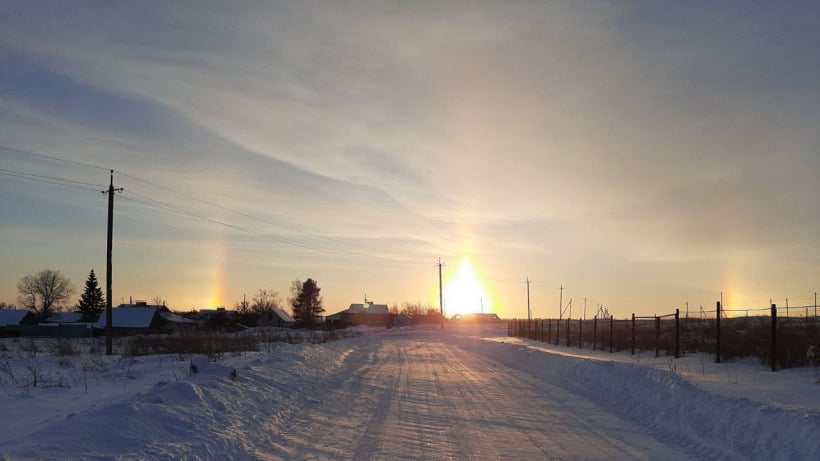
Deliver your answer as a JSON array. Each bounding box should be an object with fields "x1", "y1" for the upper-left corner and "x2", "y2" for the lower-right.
[
  {"x1": 771, "y1": 304, "x2": 777, "y2": 372},
  {"x1": 655, "y1": 315, "x2": 660, "y2": 358},
  {"x1": 609, "y1": 315, "x2": 614, "y2": 353},
  {"x1": 716, "y1": 301, "x2": 721, "y2": 364},
  {"x1": 556, "y1": 316, "x2": 560, "y2": 346},
  {"x1": 566, "y1": 317, "x2": 571, "y2": 346},
  {"x1": 631, "y1": 313, "x2": 636, "y2": 355},
  {"x1": 578, "y1": 318, "x2": 583, "y2": 348},
  {"x1": 675, "y1": 308, "x2": 680, "y2": 359},
  {"x1": 593, "y1": 316, "x2": 598, "y2": 351},
  {"x1": 547, "y1": 319, "x2": 551, "y2": 344}
]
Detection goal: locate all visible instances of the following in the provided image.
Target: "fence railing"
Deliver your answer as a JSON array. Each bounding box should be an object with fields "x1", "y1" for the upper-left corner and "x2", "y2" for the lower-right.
[{"x1": 508, "y1": 303, "x2": 820, "y2": 371}]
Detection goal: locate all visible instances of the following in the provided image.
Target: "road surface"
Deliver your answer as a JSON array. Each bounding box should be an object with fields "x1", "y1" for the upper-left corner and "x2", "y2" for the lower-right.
[{"x1": 265, "y1": 330, "x2": 689, "y2": 460}]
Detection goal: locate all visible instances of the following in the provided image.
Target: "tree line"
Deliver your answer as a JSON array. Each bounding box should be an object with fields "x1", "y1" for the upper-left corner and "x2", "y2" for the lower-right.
[
  {"x1": 5, "y1": 268, "x2": 326, "y2": 327},
  {"x1": 5, "y1": 268, "x2": 444, "y2": 327}
]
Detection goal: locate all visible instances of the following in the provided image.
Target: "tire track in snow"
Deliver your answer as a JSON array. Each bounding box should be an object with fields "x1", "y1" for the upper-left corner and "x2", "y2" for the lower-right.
[{"x1": 272, "y1": 333, "x2": 687, "y2": 460}]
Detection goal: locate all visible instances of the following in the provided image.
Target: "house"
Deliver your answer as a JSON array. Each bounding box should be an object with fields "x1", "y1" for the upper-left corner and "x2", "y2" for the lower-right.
[
  {"x1": 95, "y1": 304, "x2": 162, "y2": 333},
  {"x1": 46, "y1": 312, "x2": 84, "y2": 324},
  {"x1": 0, "y1": 309, "x2": 37, "y2": 327},
  {"x1": 158, "y1": 309, "x2": 198, "y2": 330},
  {"x1": 255, "y1": 308, "x2": 296, "y2": 328},
  {"x1": 95, "y1": 303, "x2": 199, "y2": 334},
  {"x1": 272, "y1": 308, "x2": 296, "y2": 327},
  {"x1": 0, "y1": 309, "x2": 39, "y2": 338},
  {"x1": 197, "y1": 307, "x2": 238, "y2": 321},
  {"x1": 326, "y1": 301, "x2": 395, "y2": 328}
]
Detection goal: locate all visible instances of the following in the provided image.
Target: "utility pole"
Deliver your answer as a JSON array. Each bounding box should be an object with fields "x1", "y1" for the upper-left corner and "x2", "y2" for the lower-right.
[
  {"x1": 437, "y1": 257, "x2": 444, "y2": 328},
  {"x1": 526, "y1": 277, "x2": 531, "y2": 321},
  {"x1": 559, "y1": 284, "x2": 563, "y2": 321},
  {"x1": 103, "y1": 170, "x2": 122, "y2": 356}
]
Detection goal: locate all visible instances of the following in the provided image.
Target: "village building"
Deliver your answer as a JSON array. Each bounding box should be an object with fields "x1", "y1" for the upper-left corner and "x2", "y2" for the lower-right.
[
  {"x1": 95, "y1": 302, "x2": 197, "y2": 334},
  {"x1": 326, "y1": 301, "x2": 395, "y2": 328}
]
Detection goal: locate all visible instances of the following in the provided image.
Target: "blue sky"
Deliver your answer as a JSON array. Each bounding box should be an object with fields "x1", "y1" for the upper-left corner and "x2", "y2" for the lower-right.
[{"x1": 1, "y1": 1, "x2": 818, "y2": 317}]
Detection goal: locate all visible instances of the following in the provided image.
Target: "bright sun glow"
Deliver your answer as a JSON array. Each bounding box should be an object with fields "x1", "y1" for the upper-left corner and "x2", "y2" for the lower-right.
[{"x1": 443, "y1": 259, "x2": 492, "y2": 317}]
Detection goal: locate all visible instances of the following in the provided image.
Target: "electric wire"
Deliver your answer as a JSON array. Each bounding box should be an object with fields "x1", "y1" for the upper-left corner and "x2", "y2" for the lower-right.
[
  {"x1": 0, "y1": 168, "x2": 105, "y2": 192},
  {"x1": 0, "y1": 145, "x2": 110, "y2": 172},
  {"x1": 1, "y1": 145, "x2": 443, "y2": 265}
]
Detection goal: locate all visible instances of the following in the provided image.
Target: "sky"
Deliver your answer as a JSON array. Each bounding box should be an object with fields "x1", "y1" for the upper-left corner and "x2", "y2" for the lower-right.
[{"x1": 1, "y1": 1, "x2": 818, "y2": 319}]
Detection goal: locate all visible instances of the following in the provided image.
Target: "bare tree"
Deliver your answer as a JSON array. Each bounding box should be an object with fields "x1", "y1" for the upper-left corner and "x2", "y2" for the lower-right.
[
  {"x1": 150, "y1": 296, "x2": 166, "y2": 307},
  {"x1": 17, "y1": 269, "x2": 75, "y2": 321},
  {"x1": 251, "y1": 289, "x2": 281, "y2": 315},
  {"x1": 400, "y1": 303, "x2": 429, "y2": 318},
  {"x1": 0, "y1": 301, "x2": 15, "y2": 309}
]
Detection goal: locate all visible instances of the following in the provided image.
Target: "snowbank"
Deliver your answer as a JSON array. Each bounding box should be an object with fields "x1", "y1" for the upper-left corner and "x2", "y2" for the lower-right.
[{"x1": 445, "y1": 328, "x2": 820, "y2": 461}]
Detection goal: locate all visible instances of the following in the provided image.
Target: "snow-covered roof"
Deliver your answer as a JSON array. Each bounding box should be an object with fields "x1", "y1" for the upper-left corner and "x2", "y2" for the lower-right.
[
  {"x1": 95, "y1": 306, "x2": 158, "y2": 328},
  {"x1": 0, "y1": 309, "x2": 33, "y2": 326},
  {"x1": 272, "y1": 308, "x2": 295, "y2": 323},
  {"x1": 346, "y1": 303, "x2": 389, "y2": 314},
  {"x1": 159, "y1": 311, "x2": 198, "y2": 324},
  {"x1": 47, "y1": 312, "x2": 84, "y2": 323}
]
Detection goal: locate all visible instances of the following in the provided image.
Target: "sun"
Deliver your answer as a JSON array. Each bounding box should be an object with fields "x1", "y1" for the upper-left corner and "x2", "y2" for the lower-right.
[{"x1": 443, "y1": 259, "x2": 492, "y2": 317}]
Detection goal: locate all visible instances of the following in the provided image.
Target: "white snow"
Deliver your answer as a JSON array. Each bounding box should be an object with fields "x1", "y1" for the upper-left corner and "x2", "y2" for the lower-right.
[{"x1": 0, "y1": 324, "x2": 817, "y2": 460}]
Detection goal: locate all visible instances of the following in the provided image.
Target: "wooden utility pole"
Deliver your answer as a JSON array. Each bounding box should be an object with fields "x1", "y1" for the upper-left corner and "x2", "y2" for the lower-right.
[
  {"x1": 526, "y1": 277, "x2": 531, "y2": 321},
  {"x1": 559, "y1": 284, "x2": 563, "y2": 320},
  {"x1": 103, "y1": 170, "x2": 122, "y2": 355},
  {"x1": 437, "y1": 258, "x2": 444, "y2": 328}
]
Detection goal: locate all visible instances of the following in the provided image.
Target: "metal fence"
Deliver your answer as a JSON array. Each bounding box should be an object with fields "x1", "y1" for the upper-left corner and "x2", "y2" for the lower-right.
[{"x1": 508, "y1": 303, "x2": 820, "y2": 370}]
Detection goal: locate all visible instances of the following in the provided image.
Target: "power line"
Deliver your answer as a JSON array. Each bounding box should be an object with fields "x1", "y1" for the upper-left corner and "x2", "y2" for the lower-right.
[
  {"x1": 1, "y1": 145, "x2": 432, "y2": 264},
  {"x1": 117, "y1": 170, "x2": 394, "y2": 256},
  {"x1": 0, "y1": 168, "x2": 106, "y2": 192},
  {"x1": 120, "y1": 189, "x2": 418, "y2": 261},
  {"x1": 0, "y1": 145, "x2": 109, "y2": 172}
]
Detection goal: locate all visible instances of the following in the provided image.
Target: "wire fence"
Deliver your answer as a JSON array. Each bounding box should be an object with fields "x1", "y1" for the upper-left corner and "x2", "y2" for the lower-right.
[{"x1": 508, "y1": 303, "x2": 820, "y2": 370}]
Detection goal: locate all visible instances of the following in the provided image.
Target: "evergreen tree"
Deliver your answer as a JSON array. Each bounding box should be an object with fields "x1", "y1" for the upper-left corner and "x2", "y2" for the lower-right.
[
  {"x1": 289, "y1": 278, "x2": 324, "y2": 327},
  {"x1": 77, "y1": 269, "x2": 105, "y2": 322}
]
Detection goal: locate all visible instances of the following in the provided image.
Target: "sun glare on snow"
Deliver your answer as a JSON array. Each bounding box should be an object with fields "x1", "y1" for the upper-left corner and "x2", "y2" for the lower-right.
[{"x1": 443, "y1": 259, "x2": 493, "y2": 317}]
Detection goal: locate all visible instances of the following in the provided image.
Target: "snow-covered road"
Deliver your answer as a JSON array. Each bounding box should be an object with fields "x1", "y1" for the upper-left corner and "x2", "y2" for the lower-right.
[
  {"x1": 2, "y1": 325, "x2": 818, "y2": 460},
  {"x1": 273, "y1": 332, "x2": 685, "y2": 460}
]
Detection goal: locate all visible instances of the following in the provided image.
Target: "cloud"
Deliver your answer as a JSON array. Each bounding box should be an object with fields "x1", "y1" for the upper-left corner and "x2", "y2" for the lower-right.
[{"x1": 2, "y1": 1, "x2": 818, "y2": 314}]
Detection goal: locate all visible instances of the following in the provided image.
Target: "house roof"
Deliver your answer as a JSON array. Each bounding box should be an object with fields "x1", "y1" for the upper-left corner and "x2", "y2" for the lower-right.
[
  {"x1": 200, "y1": 308, "x2": 233, "y2": 317},
  {"x1": 95, "y1": 306, "x2": 158, "y2": 328},
  {"x1": 272, "y1": 308, "x2": 295, "y2": 323},
  {"x1": 47, "y1": 312, "x2": 84, "y2": 323},
  {"x1": 0, "y1": 309, "x2": 33, "y2": 326},
  {"x1": 159, "y1": 310, "x2": 198, "y2": 324},
  {"x1": 328, "y1": 302, "x2": 391, "y2": 319},
  {"x1": 346, "y1": 303, "x2": 389, "y2": 314}
]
